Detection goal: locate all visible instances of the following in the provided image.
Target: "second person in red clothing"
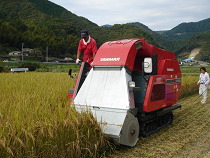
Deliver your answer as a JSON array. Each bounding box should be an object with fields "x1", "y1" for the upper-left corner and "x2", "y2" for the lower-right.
[{"x1": 76, "y1": 30, "x2": 97, "y2": 65}]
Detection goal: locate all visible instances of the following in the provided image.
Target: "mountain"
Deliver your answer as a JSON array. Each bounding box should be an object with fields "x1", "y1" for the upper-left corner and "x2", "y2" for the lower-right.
[
  {"x1": 0, "y1": 0, "x2": 156, "y2": 58},
  {"x1": 155, "y1": 30, "x2": 168, "y2": 35},
  {"x1": 0, "y1": 0, "x2": 98, "y2": 33},
  {"x1": 128, "y1": 22, "x2": 167, "y2": 48},
  {"x1": 0, "y1": 0, "x2": 209, "y2": 61},
  {"x1": 161, "y1": 18, "x2": 210, "y2": 40},
  {"x1": 0, "y1": 0, "x2": 99, "y2": 58},
  {"x1": 101, "y1": 24, "x2": 112, "y2": 27},
  {"x1": 161, "y1": 18, "x2": 210, "y2": 61},
  {"x1": 175, "y1": 32, "x2": 210, "y2": 61},
  {"x1": 130, "y1": 20, "x2": 210, "y2": 62},
  {"x1": 95, "y1": 23, "x2": 157, "y2": 46}
]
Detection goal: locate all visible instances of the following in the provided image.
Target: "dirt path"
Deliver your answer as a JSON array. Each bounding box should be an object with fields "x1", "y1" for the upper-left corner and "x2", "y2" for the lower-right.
[{"x1": 107, "y1": 94, "x2": 210, "y2": 158}]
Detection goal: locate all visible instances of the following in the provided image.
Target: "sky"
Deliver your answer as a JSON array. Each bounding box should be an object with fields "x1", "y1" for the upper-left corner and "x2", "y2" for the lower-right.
[{"x1": 49, "y1": 0, "x2": 210, "y2": 31}]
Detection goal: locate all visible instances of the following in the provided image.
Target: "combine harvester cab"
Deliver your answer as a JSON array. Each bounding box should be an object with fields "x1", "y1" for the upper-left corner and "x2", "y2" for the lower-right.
[{"x1": 70, "y1": 39, "x2": 182, "y2": 147}]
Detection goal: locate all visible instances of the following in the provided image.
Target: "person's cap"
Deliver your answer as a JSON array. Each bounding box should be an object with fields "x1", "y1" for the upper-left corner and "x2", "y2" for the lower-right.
[{"x1": 81, "y1": 30, "x2": 89, "y2": 38}]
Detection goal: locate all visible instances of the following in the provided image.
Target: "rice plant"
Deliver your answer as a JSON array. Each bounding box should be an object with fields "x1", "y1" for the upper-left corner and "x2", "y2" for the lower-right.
[
  {"x1": 0, "y1": 72, "x2": 201, "y2": 157},
  {"x1": 0, "y1": 72, "x2": 111, "y2": 157},
  {"x1": 180, "y1": 74, "x2": 199, "y2": 98}
]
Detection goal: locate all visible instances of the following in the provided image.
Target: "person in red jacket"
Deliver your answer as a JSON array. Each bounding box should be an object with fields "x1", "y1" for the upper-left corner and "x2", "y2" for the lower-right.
[{"x1": 76, "y1": 30, "x2": 97, "y2": 65}]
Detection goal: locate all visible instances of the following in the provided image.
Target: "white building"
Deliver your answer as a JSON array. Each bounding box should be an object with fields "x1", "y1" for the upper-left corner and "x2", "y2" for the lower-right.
[{"x1": 9, "y1": 51, "x2": 22, "y2": 56}]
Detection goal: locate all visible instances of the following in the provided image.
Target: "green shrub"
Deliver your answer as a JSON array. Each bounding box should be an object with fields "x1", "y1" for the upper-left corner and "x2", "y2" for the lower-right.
[
  {"x1": 20, "y1": 62, "x2": 41, "y2": 71},
  {"x1": 0, "y1": 66, "x2": 4, "y2": 72}
]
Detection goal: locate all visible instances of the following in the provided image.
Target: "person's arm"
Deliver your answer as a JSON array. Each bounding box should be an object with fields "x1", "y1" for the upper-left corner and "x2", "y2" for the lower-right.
[
  {"x1": 76, "y1": 50, "x2": 81, "y2": 63},
  {"x1": 93, "y1": 52, "x2": 96, "y2": 58},
  {"x1": 205, "y1": 73, "x2": 210, "y2": 85},
  {"x1": 76, "y1": 40, "x2": 82, "y2": 63},
  {"x1": 77, "y1": 50, "x2": 81, "y2": 60},
  {"x1": 197, "y1": 74, "x2": 201, "y2": 85},
  {"x1": 92, "y1": 39, "x2": 97, "y2": 59}
]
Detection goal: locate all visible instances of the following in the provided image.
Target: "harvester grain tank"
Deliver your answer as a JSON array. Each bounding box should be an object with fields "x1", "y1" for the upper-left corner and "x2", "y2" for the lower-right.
[{"x1": 69, "y1": 38, "x2": 182, "y2": 147}]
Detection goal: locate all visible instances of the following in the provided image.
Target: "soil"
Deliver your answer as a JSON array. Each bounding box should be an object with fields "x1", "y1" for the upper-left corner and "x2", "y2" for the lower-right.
[{"x1": 188, "y1": 48, "x2": 200, "y2": 58}]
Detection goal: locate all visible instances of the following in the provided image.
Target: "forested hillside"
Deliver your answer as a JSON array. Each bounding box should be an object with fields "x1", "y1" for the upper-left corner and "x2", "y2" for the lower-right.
[
  {"x1": 0, "y1": 0, "x2": 156, "y2": 58},
  {"x1": 128, "y1": 21, "x2": 210, "y2": 60},
  {"x1": 175, "y1": 32, "x2": 210, "y2": 60},
  {"x1": 0, "y1": 0, "x2": 209, "y2": 61},
  {"x1": 128, "y1": 22, "x2": 187, "y2": 55},
  {"x1": 156, "y1": 18, "x2": 210, "y2": 60},
  {"x1": 0, "y1": 0, "x2": 97, "y2": 58},
  {"x1": 128, "y1": 22, "x2": 166, "y2": 48},
  {"x1": 162, "y1": 18, "x2": 210, "y2": 40}
]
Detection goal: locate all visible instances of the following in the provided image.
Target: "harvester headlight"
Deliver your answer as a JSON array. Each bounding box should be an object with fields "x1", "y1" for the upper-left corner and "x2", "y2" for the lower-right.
[{"x1": 129, "y1": 81, "x2": 135, "y2": 88}]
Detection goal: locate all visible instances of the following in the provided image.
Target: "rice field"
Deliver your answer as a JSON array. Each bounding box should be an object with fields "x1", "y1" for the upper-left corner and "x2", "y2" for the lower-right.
[
  {"x1": 0, "y1": 72, "x2": 208, "y2": 157},
  {"x1": 180, "y1": 74, "x2": 199, "y2": 98},
  {"x1": 0, "y1": 72, "x2": 111, "y2": 157}
]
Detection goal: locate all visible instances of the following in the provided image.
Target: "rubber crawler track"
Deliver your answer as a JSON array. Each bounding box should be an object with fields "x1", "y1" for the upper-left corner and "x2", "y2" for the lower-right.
[{"x1": 139, "y1": 112, "x2": 174, "y2": 137}]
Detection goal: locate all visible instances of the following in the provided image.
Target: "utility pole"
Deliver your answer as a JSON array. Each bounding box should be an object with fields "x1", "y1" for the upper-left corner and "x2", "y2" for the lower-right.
[
  {"x1": 46, "y1": 46, "x2": 48, "y2": 62},
  {"x1": 22, "y1": 43, "x2": 24, "y2": 62}
]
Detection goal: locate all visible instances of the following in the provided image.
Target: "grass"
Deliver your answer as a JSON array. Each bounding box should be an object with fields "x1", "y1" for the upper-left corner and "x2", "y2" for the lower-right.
[
  {"x1": 0, "y1": 62, "x2": 80, "y2": 73},
  {"x1": 37, "y1": 63, "x2": 80, "y2": 73},
  {"x1": 0, "y1": 72, "x2": 111, "y2": 157},
  {"x1": 180, "y1": 65, "x2": 210, "y2": 73}
]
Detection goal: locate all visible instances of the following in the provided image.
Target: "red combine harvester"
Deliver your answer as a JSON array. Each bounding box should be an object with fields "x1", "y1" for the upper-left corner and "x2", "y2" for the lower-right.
[{"x1": 69, "y1": 38, "x2": 181, "y2": 147}]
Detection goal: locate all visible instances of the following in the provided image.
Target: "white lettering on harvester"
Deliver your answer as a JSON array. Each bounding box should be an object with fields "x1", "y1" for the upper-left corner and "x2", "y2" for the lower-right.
[
  {"x1": 167, "y1": 68, "x2": 174, "y2": 71},
  {"x1": 100, "y1": 58, "x2": 120, "y2": 61}
]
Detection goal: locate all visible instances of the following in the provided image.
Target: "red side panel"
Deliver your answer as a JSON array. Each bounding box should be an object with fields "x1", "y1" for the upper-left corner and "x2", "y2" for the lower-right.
[
  {"x1": 158, "y1": 59, "x2": 182, "y2": 105},
  {"x1": 68, "y1": 94, "x2": 73, "y2": 98},
  {"x1": 72, "y1": 62, "x2": 89, "y2": 100},
  {"x1": 144, "y1": 59, "x2": 181, "y2": 112},
  {"x1": 158, "y1": 59, "x2": 181, "y2": 76},
  {"x1": 143, "y1": 76, "x2": 166, "y2": 112}
]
